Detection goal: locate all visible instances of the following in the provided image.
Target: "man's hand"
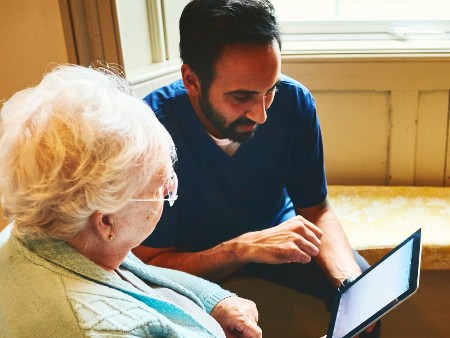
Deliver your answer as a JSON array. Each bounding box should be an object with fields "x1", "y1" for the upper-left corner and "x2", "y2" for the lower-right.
[
  {"x1": 211, "y1": 296, "x2": 262, "y2": 338},
  {"x1": 231, "y1": 215, "x2": 323, "y2": 265}
]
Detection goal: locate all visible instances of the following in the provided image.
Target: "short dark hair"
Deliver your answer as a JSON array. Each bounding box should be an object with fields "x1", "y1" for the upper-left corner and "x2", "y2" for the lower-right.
[{"x1": 179, "y1": 0, "x2": 281, "y2": 91}]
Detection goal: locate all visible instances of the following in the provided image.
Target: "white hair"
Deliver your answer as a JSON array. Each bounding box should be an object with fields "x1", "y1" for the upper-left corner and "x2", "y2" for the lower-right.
[{"x1": 0, "y1": 64, "x2": 176, "y2": 240}]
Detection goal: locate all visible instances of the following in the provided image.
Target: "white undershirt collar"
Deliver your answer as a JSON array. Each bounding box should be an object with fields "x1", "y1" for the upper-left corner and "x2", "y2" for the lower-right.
[{"x1": 208, "y1": 133, "x2": 241, "y2": 156}]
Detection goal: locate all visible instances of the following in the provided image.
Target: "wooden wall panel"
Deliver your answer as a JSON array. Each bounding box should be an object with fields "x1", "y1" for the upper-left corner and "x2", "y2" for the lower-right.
[
  {"x1": 282, "y1": 57, "x2": 450, "y2": 91},
  {"x1": 283, "y1": 57, "x2": 450, "y2": 186},
  {"x1": 314, "y1": 91, "x2": 390, "y2": 185},
  {"x1": 415, "y1": 91, "x2": 449, "y2": 186},
  {"x1": 388, "y1": 91, "x2": 419, "y2": 185}
]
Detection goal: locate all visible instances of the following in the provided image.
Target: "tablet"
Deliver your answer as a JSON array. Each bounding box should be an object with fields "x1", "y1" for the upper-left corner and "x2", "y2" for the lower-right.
[{"x1": 327, "y1": 228, "x2": 422, "y2": 338}]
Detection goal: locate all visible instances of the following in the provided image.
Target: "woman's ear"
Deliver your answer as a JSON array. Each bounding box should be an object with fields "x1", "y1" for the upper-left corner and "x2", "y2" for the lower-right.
[
  {"x1": 91, "y1": 211, "x2": 114, "y2": 241},
  {"x1": 102, "y1": 214, "x2": 112, "y2": 225},
  {"x1": 181, "y1": 64, "x2": 201, "y2": 97}
]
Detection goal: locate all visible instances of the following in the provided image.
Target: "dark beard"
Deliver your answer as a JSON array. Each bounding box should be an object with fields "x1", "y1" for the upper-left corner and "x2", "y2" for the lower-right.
[{"x1": 198, "y1": 94, "x2": 257, "y2": 143}]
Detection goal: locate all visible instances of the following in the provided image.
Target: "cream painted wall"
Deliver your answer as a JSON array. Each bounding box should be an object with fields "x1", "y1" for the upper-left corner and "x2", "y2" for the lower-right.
[
  {"x1": 0, "y1": 0, "x2": 69, "y2": 230},
  {"x1": 0, "y1": 0, "x2": 69, "y2": 101}
]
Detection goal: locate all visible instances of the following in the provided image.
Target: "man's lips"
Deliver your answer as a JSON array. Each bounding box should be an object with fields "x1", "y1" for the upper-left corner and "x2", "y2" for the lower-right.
[{"x1": 237, "y1": 122, "x2": 257, "y2": 132}]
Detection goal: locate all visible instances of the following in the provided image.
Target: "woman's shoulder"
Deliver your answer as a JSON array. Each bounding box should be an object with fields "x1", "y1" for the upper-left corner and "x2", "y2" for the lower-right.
[
  {"x1": 0, "y1": 246, "x2": 85, "y2": 336},
  {"x1": 0, "y1": 236, "x2": 173, "y2": 337},
  {"x1": 0, "y1": 253, "x2": 177, "y2": 337}
]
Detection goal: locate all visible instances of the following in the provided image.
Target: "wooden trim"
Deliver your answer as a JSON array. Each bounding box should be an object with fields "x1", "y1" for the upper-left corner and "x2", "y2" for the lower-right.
[
  {"x1": 58, "y1": 0, "x2": 123, "y2": 67},
  {"x1": 282, "y1": 58, "x2": 450, "y2": 91},
  {"x1": 96, "y1": 0, "x2": 123, "y2": 66},
  {"x1": 58, "y1": 0, "x2": 78, "y2": 64},
  {"x1": 446, "y1": 95, "x2": 450, "y2": 187},
  {"x1": 147, "y1": 0, "x2": 166, "y2": 63}
]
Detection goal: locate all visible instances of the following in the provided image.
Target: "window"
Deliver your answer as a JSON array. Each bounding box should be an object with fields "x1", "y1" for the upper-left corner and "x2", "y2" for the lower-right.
[
  {"x1": 272, "y1": 0, "x2": 450, "y2": 54},
  {"x1": 112, "y1": 0, "x2": 450, "y2": 96},
  {"x1": 114, "y1": 0, "x2": 188, "y2": 97}
]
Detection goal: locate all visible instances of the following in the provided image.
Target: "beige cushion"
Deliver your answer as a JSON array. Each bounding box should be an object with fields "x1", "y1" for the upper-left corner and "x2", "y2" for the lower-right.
[{"x1": 328, "y1": 185, "x2": 450, "y2": 269}]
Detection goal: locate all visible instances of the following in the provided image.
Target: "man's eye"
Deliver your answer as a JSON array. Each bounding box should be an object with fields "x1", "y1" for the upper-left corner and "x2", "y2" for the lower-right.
[
  {"x1": 266, "y1": 86, "x2": 279, "y2": 96},
  {"x1": 232, "y1": 95, "x2": 251, "y2": 103}
]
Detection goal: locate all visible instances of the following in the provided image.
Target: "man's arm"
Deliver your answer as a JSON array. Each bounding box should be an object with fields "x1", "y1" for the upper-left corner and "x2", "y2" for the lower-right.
[
  {"x1": 132, "y1": 244, "x2": 247, "y2": 281},
  {"x1": 133, "y1": 215, "x2": 323, "y2": 282},
  {"x1": 299, "y1": 198, "x2": 378, "y2": 335},
  {"x1": 298, "y1": 198, "x2": 362, "y2": 288}
]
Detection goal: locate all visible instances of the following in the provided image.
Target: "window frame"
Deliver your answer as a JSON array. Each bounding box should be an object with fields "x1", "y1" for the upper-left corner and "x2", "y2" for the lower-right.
[
  {"x1": 280, "y1": 19, "x2": 450, "y2": 54},
  {"x1": 109, "y1": 0, "x2": 450, "y2": 96}
]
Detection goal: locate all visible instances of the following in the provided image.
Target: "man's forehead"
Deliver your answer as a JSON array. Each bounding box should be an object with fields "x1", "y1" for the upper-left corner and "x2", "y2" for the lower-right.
[{"x1": 211, "y1": 42, "x2": 281, "y2": 88}]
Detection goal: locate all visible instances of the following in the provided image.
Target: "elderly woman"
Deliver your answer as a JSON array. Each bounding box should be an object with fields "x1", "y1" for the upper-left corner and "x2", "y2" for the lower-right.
[{"x1": 0, "y1": 65, "x2": 261, "y2": 338}]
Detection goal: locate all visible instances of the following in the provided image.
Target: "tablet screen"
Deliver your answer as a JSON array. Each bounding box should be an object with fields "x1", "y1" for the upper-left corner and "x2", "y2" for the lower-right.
[{"x1": 328, "y1": 229, "x2": 421, "y2": 338}]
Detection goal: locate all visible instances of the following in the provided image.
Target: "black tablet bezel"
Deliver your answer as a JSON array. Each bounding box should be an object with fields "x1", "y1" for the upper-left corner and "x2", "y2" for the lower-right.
[{"x1": 326, "y1": 228, "x2": 422, "y2": 338}]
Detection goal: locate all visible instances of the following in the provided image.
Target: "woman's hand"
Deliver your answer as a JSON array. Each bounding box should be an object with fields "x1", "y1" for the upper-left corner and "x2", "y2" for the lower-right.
[{"x1": 211, "y1": 296, "x2": 262, "y2": 338}]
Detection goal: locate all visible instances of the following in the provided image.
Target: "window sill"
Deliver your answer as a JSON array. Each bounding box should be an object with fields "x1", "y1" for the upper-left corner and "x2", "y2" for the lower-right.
[
  {"x1": 126, "y1": 59, "x2": 182, "y2": 98},
  {"x1": 281, "y1": 38, "x2": 450, "y2": 60}
]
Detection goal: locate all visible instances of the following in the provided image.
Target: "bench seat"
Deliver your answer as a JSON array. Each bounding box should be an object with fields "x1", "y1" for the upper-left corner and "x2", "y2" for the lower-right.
[{"x1": 328, "y1": 185, "x2": 450, "y2": 270}]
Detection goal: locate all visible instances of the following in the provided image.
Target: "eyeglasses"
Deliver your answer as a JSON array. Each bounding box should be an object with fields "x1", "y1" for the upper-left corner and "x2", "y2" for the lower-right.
[{"x1": 129, "y1": 171, "x2": 178, "y2": 207}]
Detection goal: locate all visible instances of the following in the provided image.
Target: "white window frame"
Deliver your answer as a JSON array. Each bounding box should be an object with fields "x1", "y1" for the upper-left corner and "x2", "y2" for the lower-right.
[
  {"x1": 280, "y1": 19, "x2": 450, "y2": 55},
  {"x1": 113, "y1": 0, "x2": 450, "y2": 96},
  {"x1": 114, "y1": 0, "x2": 188, "y2": 97}
]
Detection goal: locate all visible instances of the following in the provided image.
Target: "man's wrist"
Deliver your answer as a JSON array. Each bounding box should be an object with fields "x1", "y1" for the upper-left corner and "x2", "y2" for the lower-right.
[
  {"x1": 220, "y1": 238, "x2": 249, "y2": 265},
  {"x1": 338, "y1": 276, "x2": 356, "y2": 292}
]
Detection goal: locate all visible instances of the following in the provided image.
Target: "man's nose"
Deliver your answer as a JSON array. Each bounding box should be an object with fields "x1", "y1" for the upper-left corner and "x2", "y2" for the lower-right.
[{"x1": 245, "y1": 98, "x2": 267, "y2": 124}]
